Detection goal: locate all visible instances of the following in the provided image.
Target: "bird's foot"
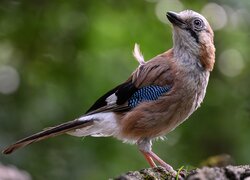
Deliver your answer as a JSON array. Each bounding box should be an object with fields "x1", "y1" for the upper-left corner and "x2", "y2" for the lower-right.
[{"x1": 140, "y1": 150, "x2": 183, "y2": 178}]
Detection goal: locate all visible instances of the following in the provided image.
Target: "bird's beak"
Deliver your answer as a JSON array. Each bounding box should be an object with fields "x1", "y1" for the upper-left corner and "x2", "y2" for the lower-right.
[{"x1": 166, "y1": 11, "x2": 186, "y2": 29}]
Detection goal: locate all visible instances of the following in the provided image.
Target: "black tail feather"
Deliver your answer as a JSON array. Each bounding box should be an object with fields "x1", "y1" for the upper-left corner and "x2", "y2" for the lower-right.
[{"x1": 2, "y1": 120, "x2": 94, "y2": 154}]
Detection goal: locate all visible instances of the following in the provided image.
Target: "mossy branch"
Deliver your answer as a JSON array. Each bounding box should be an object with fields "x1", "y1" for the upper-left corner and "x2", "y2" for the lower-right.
[{"x1": 112, "y1": 165, "x2": 250, "y2": 180}]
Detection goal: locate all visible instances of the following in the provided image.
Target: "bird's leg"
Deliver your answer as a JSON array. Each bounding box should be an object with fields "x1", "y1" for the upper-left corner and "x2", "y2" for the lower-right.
[
  {"x1": 146, "y1": 150, "x2": 176, "y2": 175},
  {"x1": 137, "y1": 138, "x2": 177, "y2": 176},
  {"x1": 140, "y1": 150, "x2": 157, "y2": 167}
]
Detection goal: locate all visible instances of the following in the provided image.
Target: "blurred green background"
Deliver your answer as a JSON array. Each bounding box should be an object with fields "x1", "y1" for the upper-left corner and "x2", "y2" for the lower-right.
[{"x1": 0, "y1": 0, "x2": 250, "y2": 179}]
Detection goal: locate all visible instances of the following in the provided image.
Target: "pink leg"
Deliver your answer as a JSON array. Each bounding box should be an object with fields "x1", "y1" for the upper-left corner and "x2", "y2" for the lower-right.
[
  {"x1": 140, "y1": 150, "x2": 157, "y2": 167},
  {"x1": 147, "y1": 151, "x2": 176, "y2": 175},
  {"x1": 140, "y1": 150, "x2": 177, "y2": 176},
  {"x1": 137, "y1": 139, "x2": 178, "y2": 177}
]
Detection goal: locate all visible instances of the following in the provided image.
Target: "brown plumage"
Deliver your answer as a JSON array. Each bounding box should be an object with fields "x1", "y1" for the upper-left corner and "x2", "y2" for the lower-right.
[{"x1": 2, "y1": 10, "x2": 215, "y2": 177}]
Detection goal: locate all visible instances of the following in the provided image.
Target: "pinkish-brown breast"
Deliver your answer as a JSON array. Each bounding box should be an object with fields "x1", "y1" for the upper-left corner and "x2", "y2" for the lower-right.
[{"x1": 117, "y1": 50, "x2": 210, "y2": 141}]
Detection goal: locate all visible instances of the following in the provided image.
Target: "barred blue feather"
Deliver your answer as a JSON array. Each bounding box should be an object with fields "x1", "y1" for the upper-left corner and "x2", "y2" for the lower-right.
[{"x1": 128, "y1": 85, "x2": 171, "y2": 108}]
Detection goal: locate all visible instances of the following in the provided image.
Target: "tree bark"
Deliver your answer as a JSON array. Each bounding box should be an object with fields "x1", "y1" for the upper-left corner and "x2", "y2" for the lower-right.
[{"x1": 112, "y1": 165, "x2": 250, "y2": 180}]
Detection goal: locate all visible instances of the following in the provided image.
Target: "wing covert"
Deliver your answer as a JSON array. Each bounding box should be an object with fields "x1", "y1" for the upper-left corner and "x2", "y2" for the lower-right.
[
  {"x1": 86, "y1": 81, "x2": 137, "y2": 114},
  {"x1": 86, "y1": 50, "x2": 174, "y2": 115}
]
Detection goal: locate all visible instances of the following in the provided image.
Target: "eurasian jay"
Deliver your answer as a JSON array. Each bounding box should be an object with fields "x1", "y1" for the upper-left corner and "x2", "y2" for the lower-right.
[{"x1": 2, "y1": 10, "x2": 215, "y2": 176}]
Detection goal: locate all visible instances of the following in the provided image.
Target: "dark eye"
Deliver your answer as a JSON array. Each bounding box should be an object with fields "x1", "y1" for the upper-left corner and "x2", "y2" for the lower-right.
[{"x1": 193, "y1": 18, "x2": 204, "y2": 30}]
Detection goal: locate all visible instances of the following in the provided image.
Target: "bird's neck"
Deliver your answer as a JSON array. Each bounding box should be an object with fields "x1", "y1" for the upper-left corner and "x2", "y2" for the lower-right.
[
  {"x1": 172, "y1": 45, "x2": 202, "y2": 71},
  {"x1": 173, "y1": 41, "x2": 215, "y2": 72},
  {"x1": 199, "y1": 42, "x2": 215, "y2": 71},
  {"x1": 172, "y1": 29, "x2": 215, "y2": 72},
  {"x1": 172, "y1": 46, "x2": 211, "y2": 111},
  {"x1": 173, "y1": 32, "x2": 200, "y2": 56}
]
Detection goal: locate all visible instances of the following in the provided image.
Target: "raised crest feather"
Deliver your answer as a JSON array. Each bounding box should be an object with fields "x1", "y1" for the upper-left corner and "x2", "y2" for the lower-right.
[{"x1": 133, "y1": 43, "x2": 145, "y2": 65}]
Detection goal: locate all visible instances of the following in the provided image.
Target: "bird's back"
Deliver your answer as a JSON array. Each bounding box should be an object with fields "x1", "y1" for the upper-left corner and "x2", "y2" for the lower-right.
[{"x1": 118, "y1": 49, "x2": 210, "y2": 141}]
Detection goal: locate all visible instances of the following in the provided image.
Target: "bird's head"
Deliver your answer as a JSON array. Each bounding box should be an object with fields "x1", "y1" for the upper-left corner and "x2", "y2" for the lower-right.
[{"x1": 167, "y1": 10, "x2": 215, "y2": 71}]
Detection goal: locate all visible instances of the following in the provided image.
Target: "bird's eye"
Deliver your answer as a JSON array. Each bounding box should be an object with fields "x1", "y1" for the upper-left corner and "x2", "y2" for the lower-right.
[
  {"x1": 194, "y1": 19, "x2": 201, "y2": 26},
  {"x1": 193, "y1": 18, "x2": 204, "y2": 30}
]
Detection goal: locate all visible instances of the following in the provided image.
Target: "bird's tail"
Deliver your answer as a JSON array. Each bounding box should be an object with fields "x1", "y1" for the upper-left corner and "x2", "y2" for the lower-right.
[{"x1": 2, "y1": 119, "x2": 94, "y2": 154}]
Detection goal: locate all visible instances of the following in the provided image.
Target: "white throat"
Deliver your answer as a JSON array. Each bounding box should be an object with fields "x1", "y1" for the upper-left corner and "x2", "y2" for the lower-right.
[{"x1": 173, "y1": 30, "x2": 199, "y2": 57}]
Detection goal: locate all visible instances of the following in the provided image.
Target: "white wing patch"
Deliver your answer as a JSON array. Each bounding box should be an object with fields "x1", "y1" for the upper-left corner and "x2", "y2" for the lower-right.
[{"x1": 106, "y1": 93, "x2": 118, "y2": 105}]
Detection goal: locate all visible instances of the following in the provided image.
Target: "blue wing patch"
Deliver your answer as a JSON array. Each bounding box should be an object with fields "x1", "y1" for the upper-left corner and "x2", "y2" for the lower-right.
[{"x1": 128, "y1": 85, "x2": 171, "y2": 108}]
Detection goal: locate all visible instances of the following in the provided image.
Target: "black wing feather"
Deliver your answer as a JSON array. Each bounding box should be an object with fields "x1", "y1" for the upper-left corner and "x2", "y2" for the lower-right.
[
  {"x1": 116, "y1": 82, "x2": 138, "y2": 105},
  {"x1": 86, "y1": 81, "x2": 138, "y2": 114}
]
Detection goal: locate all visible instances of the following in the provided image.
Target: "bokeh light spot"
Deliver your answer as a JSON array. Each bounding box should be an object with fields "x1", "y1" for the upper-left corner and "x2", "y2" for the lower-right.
[
  {"x1": 155, "y1": 0, "x2": 184, "y2": 24},
  {"x1": 0, "y1": 65, "x2": 20, "y2": 94},
  {"x1": 201, "y1": 3, "x2": 227, "y2": 30},
  {"x1": 230, "y1": 9, "x2": 249, "y2": 29},
  {"x1": 218, "y1": 49, "x2": 244, "y2": 77}
]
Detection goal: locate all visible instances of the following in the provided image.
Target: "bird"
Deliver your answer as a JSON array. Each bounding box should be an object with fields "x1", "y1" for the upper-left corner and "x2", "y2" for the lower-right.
[{"x1": 2, "y1": 10, "x2": 215, "y2": 176}]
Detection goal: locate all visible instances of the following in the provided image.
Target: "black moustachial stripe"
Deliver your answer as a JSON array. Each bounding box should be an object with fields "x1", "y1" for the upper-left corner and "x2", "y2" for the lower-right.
[{"x1": 186, "y1": 28, "x2": 199, "y2": 43}]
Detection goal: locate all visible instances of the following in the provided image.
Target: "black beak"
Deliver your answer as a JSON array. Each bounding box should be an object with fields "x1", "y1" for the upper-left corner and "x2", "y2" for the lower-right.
[{"x1": 166, "y1": 11, "x2": 186, "y2": 28}]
